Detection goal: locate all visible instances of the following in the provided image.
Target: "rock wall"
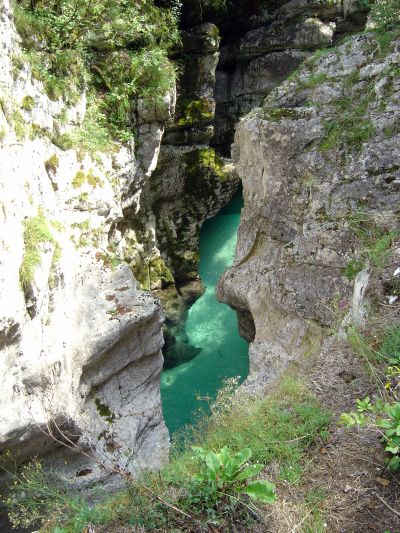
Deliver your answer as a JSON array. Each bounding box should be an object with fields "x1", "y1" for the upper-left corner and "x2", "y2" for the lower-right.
[
  {"x1": 212, "y1": 0, "x2": 368, "y2": 153},
  {"x1": 0, "y1": 0, "x2": 173, "y2": 485},
  {"x1": 217, "y1": 31, "x2": 400, "y2": 391},
  {"x1": 122, "y1": 22, "x2": 240, "y2": 296}
]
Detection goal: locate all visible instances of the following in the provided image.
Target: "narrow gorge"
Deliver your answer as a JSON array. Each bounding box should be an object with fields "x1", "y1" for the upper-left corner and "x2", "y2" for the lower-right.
[{"x1": 0, "y1": 0, "x2": 400, "y2": 531}]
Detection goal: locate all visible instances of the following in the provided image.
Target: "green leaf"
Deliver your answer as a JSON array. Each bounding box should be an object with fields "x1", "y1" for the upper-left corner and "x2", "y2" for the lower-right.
[
  {"x1": 241, "y1": 480, "x2": 277, "y2": 503},
  {"x1": 205, "y1": 451, "x2": 221, "y2": 475},
  {"x1": 219, "y1": 446, "x2": 230, "y2": 465},
  {"x1": 385, "y1": 445, "x2": 399, "y2": 454},
  {"x1": 233, "y1": 448, "x2": 252, "y2": 468},
  {"x1": 377, "y1": 418, "x2": 393, "y2": 429},
  {"x1": 387, "y1": 455, "x2": 400, "y2": 470},
  {"x1": 237, "y1": 464, "x2": 263, "y2": 481}
]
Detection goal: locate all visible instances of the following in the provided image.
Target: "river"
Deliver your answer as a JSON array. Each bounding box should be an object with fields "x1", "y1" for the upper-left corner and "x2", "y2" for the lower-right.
[{"x1": 160, "y1": 192, "x2": 249, "y2": 434}]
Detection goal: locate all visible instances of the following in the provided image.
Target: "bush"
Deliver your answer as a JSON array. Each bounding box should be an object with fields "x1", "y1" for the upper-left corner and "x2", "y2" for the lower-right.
[
  {"x1": 188, "y1": 446, "x2": 276, "y2": 513},
  {"x1": 341, "y1": 397, "x2": 400, "y2": 470}
]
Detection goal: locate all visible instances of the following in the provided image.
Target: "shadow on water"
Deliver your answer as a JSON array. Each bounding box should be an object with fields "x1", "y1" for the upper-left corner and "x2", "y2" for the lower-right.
[{"x1": 161, "y1": 192, "x2": 249, "y2": 434}]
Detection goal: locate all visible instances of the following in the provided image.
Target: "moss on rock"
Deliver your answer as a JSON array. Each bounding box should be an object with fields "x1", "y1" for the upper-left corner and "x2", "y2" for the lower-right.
[
  {"x1": 175, "y1": 98, "x2": 214, "y2": 126},
  {"x1": 183, "y1": 147, "x2": 229, "y2": 183},
  {"x1": 262, "y1": 107, "x2": 309, "y2": 122}
]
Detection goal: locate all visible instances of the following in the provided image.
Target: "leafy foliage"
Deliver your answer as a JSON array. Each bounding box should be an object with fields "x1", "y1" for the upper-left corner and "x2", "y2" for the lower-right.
[
  {"x1": 2, "y1": 378, "x2": 329, "y2": 531},
  {"x1": 188, "y1": 445, "x2": 276, "y2": 512},
  {"x1": 0, "y1": 457, "x2": 80, "y2": 529},
  {"x1": 380, "y1": 325, "x2": 400, "y2": 364},
  {"x1": 360, "y1": 0, "x2": 400, "y2": 31}
]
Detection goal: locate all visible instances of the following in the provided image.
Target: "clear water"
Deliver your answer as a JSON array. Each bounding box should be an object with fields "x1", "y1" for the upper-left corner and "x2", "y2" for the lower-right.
[{"x1": 160, "y1": 193, "x2": 249, "y2": 434}]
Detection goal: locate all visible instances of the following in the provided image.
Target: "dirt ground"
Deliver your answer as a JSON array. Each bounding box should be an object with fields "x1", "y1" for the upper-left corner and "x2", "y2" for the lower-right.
[{"x1": 263, "y1": 334, "x2": 400, "y2": 533}]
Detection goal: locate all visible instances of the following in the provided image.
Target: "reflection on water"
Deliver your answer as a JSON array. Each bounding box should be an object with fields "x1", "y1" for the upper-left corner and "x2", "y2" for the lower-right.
[{"x1": 161, "y1": 193, "x2": 249, "y2": 434}]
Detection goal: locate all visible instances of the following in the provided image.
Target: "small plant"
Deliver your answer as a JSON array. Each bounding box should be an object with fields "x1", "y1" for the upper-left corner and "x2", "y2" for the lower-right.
[
  {"x1": 19, "y1": 208, "x2": 56, "y2": 289},
  {"x1": 21, "y1": 95, "x2": 35, "y2": 111},
  {"x1": 301, "y1": 72, "x2": 330, "y2": 89},
  {"x1": 360, "y1": 0, "x2": 400, "y2": 31},
  {"x1": 44, "y1": 154, "x2": 59, "y2": 174},
  {"x1": 380, "y1": 325, "x2": 400, "y2": 364},
  {"x1": 0, "y1": 456, "x2": 80, "y2": 530},
  {"x1": 72, "y1": 170, "x2": 86, "y2": 188},
  {"x1": 188, "y1": 446, "x2": 276, "y2": 513},
  {"x1": 341, "y1": 398, "x2": 400, "y2": 470},
  {"x1": 343, "y1": 258, "x2": 365, "y2": 281}
]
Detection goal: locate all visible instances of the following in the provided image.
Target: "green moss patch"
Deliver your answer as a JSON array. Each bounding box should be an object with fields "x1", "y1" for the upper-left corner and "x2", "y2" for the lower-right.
[
  {"x1": 19, "y1": 209, "x2": 57, "y2": 289},
  {"x1": 95, "y1": 398, "x2": 115, "y2": 424},
  {"x1": 72, "y1": 169, "x2": 103, "y2": 188},
  {"x1": 175, "y1": 98, "x2": 214, "y2": 126},
  {"x1": 183, "y1": 147, "x2": 229, "y2": 182},
  {"x1": 262, "y1": 107, "x2": 308, "y2": 122},
  {"x1": 131, "y1": 255, "x2": 175, "y2": 291},
  {"x1": 21, "y1": 95, "x2": 35, "y2": 111},
  {"x1": 44, "y1": 154, "x2": 59, "y2": 175}
]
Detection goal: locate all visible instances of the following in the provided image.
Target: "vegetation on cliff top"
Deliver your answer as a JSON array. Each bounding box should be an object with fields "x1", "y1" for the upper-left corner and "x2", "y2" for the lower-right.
[
  {"x1": 2, "y1": 377, "x2": 330, "y2": 532},
  {"x1": 12, "y1": 0, "x2": 181, "y2": 144}
]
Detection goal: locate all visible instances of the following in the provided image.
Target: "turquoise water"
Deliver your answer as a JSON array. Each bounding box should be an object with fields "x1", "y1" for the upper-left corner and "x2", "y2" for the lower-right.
[{"x1": 161, "y1": 193, "x2": 249, "y2": 434}]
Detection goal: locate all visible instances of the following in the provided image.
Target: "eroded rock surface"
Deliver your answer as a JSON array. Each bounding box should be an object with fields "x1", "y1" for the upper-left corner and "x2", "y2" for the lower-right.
[
  {"x1": 218, "y1": 32, "x2": 400, "y2": 391},
  {"x1": 213, "y1": 0, "x2": 368, "y2": 153},
  {"x1": 0, "y1": 0, "x2": 171, "y2": 484}
]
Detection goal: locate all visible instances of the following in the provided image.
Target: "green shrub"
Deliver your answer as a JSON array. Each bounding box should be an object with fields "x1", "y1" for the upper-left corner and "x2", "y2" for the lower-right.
[
  {"x1": 170, "y1": 377, "x2": 330, "y2": 485},
  {"x1": 343, "y1": 258, "x2": 365, "y2": 281},
  {"x1": 341, "y1": 398, "x2": 400, "y2": 470},
  {"x1": 380, "y1": 325, "x2": 400, "y2": 364},
  {"x1": 12, "y1": 0, "x2": 180, "y2": 145}
]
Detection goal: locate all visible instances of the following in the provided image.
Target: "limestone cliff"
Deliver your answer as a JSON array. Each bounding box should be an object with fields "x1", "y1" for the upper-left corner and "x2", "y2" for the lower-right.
[
  {"x1": 218, "y1": 30, "x2": 400, "y2": 391},
  {"x1": 213, "y1": 0, "x2": 368, "y2": 153},
  {"x1": 0, "y1": 0, "x2": 173, "y2": 484}
]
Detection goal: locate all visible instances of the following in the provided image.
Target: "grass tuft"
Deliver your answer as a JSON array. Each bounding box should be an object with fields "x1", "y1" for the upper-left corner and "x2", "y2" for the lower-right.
[{"x1": 19, "y1": 209, "x2": 56, "y2": 289}]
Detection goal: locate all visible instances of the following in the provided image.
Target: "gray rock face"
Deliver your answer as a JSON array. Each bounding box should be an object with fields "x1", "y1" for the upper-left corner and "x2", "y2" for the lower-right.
[
  {"x1": 217, "y1": 32, "x2": 400, "y2": 391},
  {"x1": 122, "y1": 23, "x2": 239, "y2": 302},
  {"x1": 0, "y1": 0, "x2": 171, "y2": 485},
  {"x1": 213, "y1": 0, "x2": 367, "y2": 153}
]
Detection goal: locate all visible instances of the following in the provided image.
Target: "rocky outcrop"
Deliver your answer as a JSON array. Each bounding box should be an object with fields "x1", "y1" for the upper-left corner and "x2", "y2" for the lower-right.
[
  {"x1": 217, "y1": 32, "x2": 400, "y2": 391},
  {"x1": 0, "y1": 0, "x2": 172, "y2": 484},
  {"x1": 122, "y1": 23, "x2": 239, "y2": 293},
  {"x1": 213, "y1": 0, "x2": 368, "y2": 153},
  {"x1": 119, "y1": 22, "x2": 241, "y2": 363}
]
